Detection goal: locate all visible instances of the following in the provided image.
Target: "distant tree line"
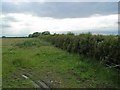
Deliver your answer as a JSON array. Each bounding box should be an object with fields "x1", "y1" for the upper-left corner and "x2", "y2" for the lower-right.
[
  {"x1": 43, "y1": 33, "x2": 120, "y2": 69},
  {"x1": 2, "y1": 36, "x2": 28, "y2": 38}
]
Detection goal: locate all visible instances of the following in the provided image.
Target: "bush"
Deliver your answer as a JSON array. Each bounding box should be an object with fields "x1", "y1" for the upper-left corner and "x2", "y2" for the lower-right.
[{"x1": 44, "y1": 33, "x2": 120, "y2": 68}]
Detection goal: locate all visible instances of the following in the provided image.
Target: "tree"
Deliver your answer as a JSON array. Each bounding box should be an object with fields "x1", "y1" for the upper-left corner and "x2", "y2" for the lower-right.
[
  {"x1": 42, "y1": 31, "x2": 50, "y2": 35},
  {"x1": 28, "y1": 34, "x2": 32, "y2": 38},
  {"x1": 67, "y1": 32, "x2": 74, "y2": 36},
  {"x1": 31, "y1": 32, "x2": 41, "y2": 37},
  {"x1": 2, "y1": 36, "x2": 6, "y2": 38}
]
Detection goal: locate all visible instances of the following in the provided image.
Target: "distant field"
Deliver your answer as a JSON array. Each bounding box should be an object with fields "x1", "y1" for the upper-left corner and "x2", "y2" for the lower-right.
[{"x1": 2, "y1": 38, "x2": 119, "y2": 88}]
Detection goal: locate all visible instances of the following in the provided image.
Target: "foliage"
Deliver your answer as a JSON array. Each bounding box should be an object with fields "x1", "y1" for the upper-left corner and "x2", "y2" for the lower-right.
[
  {"x1": 67, "y1": 32, "x2": 75, "y2": 36},
  {"x1": 2, "y1": 36, "x2": 6, "y2": 38},
  {"x1": 28, "y1": 31, "x2": 51, "y2": 38},
  {"x1": 45, "y1": 33, "x2": 120, "y2": 69},
  {"x1": 29, "y1": 32, "x2": 42, "y2": 37},
  {"x1": 42, "y1": 31, "x2": 50, "y2": 35},
  {"x1": 2, "y1": 38, "x2": 119, "y2": 88}
]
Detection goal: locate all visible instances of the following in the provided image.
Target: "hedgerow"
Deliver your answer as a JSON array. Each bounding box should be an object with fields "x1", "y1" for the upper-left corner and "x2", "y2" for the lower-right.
[{"x1": 44, "y1": 33, "x2": 120, "y2": 69}]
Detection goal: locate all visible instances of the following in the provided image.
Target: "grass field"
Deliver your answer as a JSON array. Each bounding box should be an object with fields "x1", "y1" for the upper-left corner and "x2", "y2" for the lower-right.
[{"x1": 2, "y1": 38, "x2": 119, "y2": 88}]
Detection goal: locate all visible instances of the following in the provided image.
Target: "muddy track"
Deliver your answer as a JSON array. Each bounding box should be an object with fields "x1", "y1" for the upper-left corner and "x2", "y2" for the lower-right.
[{"x1": 22, "y1": 73, "x2": 51, "y2": 90}]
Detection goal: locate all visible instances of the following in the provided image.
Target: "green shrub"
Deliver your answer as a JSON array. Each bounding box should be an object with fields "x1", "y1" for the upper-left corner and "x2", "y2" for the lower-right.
[{"x1": 44, "y1": 34, "x2": 120, "y2": 69}]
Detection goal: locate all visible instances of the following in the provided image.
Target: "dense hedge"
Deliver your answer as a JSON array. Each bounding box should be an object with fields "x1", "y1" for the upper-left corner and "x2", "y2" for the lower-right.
[{"x1": 44, "y1": 33, "x2": 120, "y2": 68}]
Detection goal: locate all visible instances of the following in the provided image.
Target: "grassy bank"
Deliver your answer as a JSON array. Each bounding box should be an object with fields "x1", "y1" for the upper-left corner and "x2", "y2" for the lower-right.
[{"x1": 2, "y1": 38, "x2": 119, "y2": 88}]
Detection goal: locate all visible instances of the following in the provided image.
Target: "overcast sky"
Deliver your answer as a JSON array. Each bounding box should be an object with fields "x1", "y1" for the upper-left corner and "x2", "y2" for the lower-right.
[{"x1": 1, "y1": 0, "x2": 119, "y2": 37}]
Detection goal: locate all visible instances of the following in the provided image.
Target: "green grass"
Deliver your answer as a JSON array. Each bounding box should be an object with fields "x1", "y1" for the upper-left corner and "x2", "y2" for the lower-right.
[{"x1": 2, "y1": 38, "x2": 119, "y2": 88}]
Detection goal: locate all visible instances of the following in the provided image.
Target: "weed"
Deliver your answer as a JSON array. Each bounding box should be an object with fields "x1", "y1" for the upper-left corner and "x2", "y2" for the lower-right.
[{"x1": 2, "y1": 38, "x2": 119, "y2": 88}]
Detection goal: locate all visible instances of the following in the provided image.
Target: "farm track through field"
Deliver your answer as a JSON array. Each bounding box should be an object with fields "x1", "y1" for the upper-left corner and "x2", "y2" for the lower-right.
[
  {"x1": 2, "y1": 38, "x2": 119, "y2": 88},
  {"x1": 21, "y1": 73, "x2": 50, "y2": 89}
]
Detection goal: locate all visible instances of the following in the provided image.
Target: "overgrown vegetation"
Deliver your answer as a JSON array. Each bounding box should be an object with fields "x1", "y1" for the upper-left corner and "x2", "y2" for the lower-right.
[
  {"x1": 42, "y1": 33, "x2": 120, "y2": 70},
  {"x1": 2, "y1": 35, "x2": 120, "y2": 88}
]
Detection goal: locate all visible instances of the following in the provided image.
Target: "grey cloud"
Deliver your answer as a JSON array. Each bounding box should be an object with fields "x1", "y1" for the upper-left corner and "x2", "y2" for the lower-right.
[
  {"x1": 1, "y1": 16, "x2": 18, "y2": 29},
  {"x1": 1, "y1": 24, "x2": 11, "y2": 28},
  {"x1": 2, "y1": 2, "x2": 118, "y2": 18}
]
